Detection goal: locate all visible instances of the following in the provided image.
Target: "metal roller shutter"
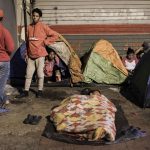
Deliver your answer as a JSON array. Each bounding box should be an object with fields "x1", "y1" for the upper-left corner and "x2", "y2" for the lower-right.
[{"x1": 33, "y1": 0, "x2": 150, "y2": 25}]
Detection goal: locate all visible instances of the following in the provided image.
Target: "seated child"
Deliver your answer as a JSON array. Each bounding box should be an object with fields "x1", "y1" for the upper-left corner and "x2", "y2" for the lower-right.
[
  {"x1": 44, "y1": 50, "x2": 61, "y2": 82},
  {"x1": 122, "y1": 48, "x2": 138, "y2": 74}
]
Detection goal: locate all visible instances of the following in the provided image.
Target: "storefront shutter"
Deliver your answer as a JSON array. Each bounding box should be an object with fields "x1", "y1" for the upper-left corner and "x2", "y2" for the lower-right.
[{"x1": 33, "y1": 0, "x2": 150, "y2": 25}]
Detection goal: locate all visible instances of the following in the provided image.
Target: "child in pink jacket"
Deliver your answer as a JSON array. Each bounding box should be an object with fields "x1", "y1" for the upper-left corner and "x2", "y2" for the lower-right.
[{"x1": 44, "y1": 50, "x2": 61, "y2": 82}]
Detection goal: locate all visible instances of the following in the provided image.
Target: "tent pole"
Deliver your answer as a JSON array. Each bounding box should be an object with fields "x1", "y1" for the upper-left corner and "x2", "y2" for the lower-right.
[{"x1": 22, "y1": 0, "x2": 27, "y2": 41}]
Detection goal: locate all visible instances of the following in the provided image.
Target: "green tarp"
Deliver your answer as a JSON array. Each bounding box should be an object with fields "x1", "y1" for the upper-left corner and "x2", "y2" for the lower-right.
[{"x1": 83, "y1": 52, "x2": 126, "y2": 84}]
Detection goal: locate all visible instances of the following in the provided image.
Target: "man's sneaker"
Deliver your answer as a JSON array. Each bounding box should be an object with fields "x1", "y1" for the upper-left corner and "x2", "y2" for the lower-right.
[
  {"x1": 36, "y1": 90, "x2": 43, "y2": 98},
  {"x1": 15, "y1": 91, "x2": 29, "y2": 98}
]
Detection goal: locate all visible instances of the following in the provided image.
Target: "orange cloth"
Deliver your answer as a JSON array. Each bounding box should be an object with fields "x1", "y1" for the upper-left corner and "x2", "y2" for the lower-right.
[
  {"x1": 27, "y1": 22, "x2": 59, "y2": 59},
  {"x1": 0, "y1": 9, "x2": 4, "y2": 17},
  {"x1": 93, "y1": 40, "x2": 128, "y2": 76}
]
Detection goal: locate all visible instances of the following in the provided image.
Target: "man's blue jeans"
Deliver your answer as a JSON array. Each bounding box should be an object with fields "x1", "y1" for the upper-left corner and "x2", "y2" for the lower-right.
[{"x1": 0, "y1": 62, "x2": 10, "y2": 104}]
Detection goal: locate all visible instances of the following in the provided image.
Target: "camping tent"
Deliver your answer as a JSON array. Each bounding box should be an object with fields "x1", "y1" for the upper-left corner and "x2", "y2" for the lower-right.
[
  {"x1": 48, "y1": 34, "x2": 83, "y2": 83},
  {"x1": 130, "y1": 50, "x2": 150, "y2": 108},
  {"x1": 10, "y1": 34, "x2": 83, "y2": 85},
  {"x1": 82, "y1": 40, "x2": 128, "y2": 84}
]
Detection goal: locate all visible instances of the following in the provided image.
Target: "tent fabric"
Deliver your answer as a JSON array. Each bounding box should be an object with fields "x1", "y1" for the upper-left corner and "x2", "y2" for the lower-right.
[
  {"x1": 10, "y1": 42, "x2": 27, "y2": 79},
  {"x1": 83, "y1": 52, "x2": 127, "y2": 84},
  {"x1": 48, "y1": 33, "x2": 83, "y2": 83},
  {"x1": 130, "y1": 50, "x2": 150, "y2": 108},
  {"x1": 48, "y1": 42, "x2": 71, "y2": 65},
  {"x1": 83, "y1": 40, "x2": 127, "y2": 84},
  {"x1": 93, "y1": 40, "x2": 128, "y2": 76}
]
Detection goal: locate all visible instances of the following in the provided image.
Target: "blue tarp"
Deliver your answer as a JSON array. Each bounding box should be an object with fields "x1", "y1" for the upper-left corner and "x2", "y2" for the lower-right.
[{"x1": 10, "y1": 42, "x2": 27, "y2": 79}]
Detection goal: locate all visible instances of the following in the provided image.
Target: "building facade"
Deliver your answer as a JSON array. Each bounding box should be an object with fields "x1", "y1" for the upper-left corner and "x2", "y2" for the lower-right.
[{"x1": 18, "y1": 0, "x2": 150, "y2": 56}]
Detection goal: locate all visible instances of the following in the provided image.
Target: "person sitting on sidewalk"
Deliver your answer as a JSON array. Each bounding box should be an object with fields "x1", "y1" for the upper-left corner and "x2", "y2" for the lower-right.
[
  {"x1": 44, "y1": 50, "x2": 61, "y2": 82},
  {"x1": 122, "y1": 47, "x2": 138, "y2": 75}
]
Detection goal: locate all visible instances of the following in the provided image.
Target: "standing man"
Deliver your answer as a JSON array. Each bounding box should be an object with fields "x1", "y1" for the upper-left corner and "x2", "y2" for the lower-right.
[
  {"x1": 0, "y1": 9, "x2": 15, "y2": 107},
  {"x1": 17, "y1": 8, "x2": 59, "y2": 98}
]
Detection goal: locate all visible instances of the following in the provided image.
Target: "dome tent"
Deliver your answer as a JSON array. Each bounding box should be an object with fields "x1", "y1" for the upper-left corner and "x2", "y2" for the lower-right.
[{"x1": 82, "y1": 40, "x2": 128, "y2": 84}]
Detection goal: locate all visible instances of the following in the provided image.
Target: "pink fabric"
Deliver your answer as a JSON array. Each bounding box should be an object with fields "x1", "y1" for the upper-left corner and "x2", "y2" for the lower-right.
[
  {"x1": 0, "y1": 23, "x2": 15, "y2": 61},
  {"x1": 44, "y1": 56, "x2": 60, "y2": 77},
  {"x1": 27, "y1": 22, "x2": 59, "y2": 59},
  {"x1": 0, "y1": 9, "x2": 4, "y2": 17}
]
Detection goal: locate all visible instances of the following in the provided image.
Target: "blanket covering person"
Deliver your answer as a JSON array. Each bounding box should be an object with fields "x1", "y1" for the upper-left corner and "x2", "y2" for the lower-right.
[{"x1": 50, "y1": 94, "x2": 117, "y2": 141}]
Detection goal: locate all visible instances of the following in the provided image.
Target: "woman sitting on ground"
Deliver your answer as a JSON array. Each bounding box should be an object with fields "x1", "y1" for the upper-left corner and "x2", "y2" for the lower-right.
[{"x1": 122, "y1": 47, "x2": 138, "y2": 74}]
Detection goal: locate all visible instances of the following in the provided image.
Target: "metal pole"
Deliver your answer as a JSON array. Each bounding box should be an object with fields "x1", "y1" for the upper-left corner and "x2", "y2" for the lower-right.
[{"x1": 22, "y1": 0, "x2": 27, "y2": 41}]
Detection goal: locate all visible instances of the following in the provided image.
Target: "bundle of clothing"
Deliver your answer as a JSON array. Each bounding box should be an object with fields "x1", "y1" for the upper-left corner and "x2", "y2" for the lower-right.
[{"x1": 50, "y1": 94, "x2": 117, "y2": 141}]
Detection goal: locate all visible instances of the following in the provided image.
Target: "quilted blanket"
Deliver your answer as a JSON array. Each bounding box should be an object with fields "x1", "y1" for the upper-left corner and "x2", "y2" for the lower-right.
[{"x1": 50, "y1": 94, "x2": 117, "y2": 141}]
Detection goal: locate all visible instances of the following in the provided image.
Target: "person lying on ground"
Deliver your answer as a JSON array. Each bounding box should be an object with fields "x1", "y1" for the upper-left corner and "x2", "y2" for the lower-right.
[{"x1": 50, "y1": 88, "x2": 117, "y2": 141}]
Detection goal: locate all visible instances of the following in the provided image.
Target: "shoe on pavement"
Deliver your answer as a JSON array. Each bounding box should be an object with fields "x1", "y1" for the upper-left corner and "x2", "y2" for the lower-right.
[
  {"x1": 36, "y1": 90, "x2": 43, "y2": 98},
  {"x1": 15, "y1": 91, "x2": 29, "y2": 98},
  {"x1": 23, "y1": 114, "x2": 33, "y2": 124}
]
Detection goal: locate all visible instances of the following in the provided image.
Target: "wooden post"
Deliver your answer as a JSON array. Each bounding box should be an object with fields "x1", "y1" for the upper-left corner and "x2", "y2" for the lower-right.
[{"x1": 22, "y1": 0, "x2": 27, "y2": 41}]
